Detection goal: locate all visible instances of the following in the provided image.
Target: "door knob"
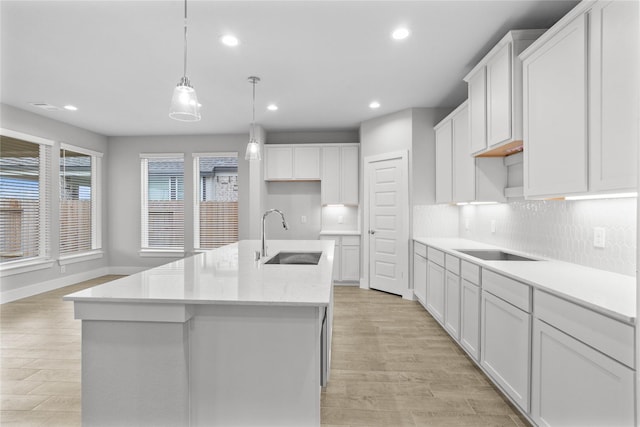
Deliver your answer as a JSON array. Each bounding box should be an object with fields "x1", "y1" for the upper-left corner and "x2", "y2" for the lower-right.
[{"x1": 369, "y1": 230, "x2": 376, "y2": 235}]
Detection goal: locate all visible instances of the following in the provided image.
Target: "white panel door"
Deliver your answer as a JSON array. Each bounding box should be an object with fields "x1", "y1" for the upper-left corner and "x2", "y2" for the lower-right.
[
  {"x1": 531, "y1": 319, "x2": 635, "y2": 427},
  {"x1": 293, "y1": 146, "x2": 320, "y2": 180},
  {"x1": 340, "y1": 244, "x2": 360, "y2": 282},
  {"x1": 341, "y1": 145, "x2": 359, "y2": 205},
  {"x1": 265, "y1": 146, "x2": 293, "y2": 180},
  {"x1": 444, "y1": 271, "x2": 461, "y2": 341},
  {"x1": 468, "y1": 68, "x2": 487, "y2": 154},
  {"x1": 486, "y1": 42, "x2": 512, "y2": 147},
  {"x1": 368, "y1": 157, "x2": 405, "y2": 296},
  {"x1": 435, "y1": 120, "x2": 453, "y2": 204},
  {"x1": 426, "y1": 261, "x2": 445, "y2": 324},
  {"x1": 413, "y1": 252, "x2": 427, "y2": 305},
  {"x1": 523, "y1": 14, "x2": 587, "y2": 197},
  {"x1": 589, "y1": 0, "x2": 639, "y2": 192},
  {"x1": 460, "y1": 279, "x2": 480, "y2": 361},
  {"x1": 321, "y1": 146, "x2": 341, "y2": 205},
  {"x1": 451, "y1": 104, "x2": 474, "y2": 202},
  {"x1": 481, "y1": 291, "x2": 531, "y2": 412}
]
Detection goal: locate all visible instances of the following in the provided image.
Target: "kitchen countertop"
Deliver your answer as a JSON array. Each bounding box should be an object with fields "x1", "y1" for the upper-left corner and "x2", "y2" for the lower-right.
[
  {"x1": 64, "y1": 240, "x2": 335, "y2": 307},
  {"x1": 319, "y1": 230, "x2": 361, "y2": 235},
  {"x1": 414, "y1": 237, "x2": 636, "y2": 324}
]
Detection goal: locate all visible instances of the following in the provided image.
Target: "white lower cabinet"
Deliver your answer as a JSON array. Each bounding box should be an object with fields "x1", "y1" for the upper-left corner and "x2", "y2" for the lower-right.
[
  {"x1": 413, "y1": 244, "x2": 427, "y2": 305},
  {"x1": 531, "y1": 319, "x2": 634, "y2": 427},
  {"x1": 481, "y1": 290, "x2": 530, "y2": 412},
  {"x1": 460, "y1": 279, "x2": 480, "y2": 361},
  {"x1": 444, "y1": 271, "x2": 460, "y2": 341},
  {"x1": 426, "y1": 260, "x2": 445, "y2": 324},
  {"x1": 320, "y1": 235, "x2": 360, "y2": 282}
]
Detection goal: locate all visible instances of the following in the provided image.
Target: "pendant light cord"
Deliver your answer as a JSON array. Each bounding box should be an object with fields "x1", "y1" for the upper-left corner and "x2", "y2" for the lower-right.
[{"x1": 183, "y1": 0, "x2": 188, "y2": 78}]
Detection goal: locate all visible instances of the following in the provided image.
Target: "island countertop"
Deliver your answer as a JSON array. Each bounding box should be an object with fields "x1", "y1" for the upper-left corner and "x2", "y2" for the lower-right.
[{"x1": 64, "y1": 240, "x2": 335, "y2": 307}]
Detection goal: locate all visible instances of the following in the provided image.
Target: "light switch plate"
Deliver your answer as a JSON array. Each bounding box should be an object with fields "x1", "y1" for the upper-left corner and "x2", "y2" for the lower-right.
[
  {"x1": 338, "y1": 215, "x2": 344, "y2": 224},
  {"x1": 594, "y1": 227, "x2": 606, "y2": 248},
  {"x1": 490, "y1": 220, "x2": 496, "y2": 233}
]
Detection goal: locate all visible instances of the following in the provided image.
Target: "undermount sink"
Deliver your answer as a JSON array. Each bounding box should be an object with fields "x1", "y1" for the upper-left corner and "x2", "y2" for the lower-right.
[
  {"x1": 455, "y1": 249, "x2": 537, "y2": 262},
  {"x1": 264, "y1": 251, "x2": 322, "y2": 265}
]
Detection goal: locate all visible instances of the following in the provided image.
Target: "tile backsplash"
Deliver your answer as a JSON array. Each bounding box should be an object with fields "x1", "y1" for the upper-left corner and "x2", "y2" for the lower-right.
[{"x1": 414, "y1": 198, "x2": 637, "y2": 277}]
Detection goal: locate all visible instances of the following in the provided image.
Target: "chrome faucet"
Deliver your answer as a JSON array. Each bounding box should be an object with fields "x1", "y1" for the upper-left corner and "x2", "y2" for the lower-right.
[{"x1": 261, "y1": 209, "x2": 289, "y2": 257}]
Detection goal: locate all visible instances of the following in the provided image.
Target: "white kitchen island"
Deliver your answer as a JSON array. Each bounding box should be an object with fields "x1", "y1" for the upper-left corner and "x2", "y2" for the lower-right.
[{"x1": 64, "y1": 240, "x2": 335, "y2": 427}]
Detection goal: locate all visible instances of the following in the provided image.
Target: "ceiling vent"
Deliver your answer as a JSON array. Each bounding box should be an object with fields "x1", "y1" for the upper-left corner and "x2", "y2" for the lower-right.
[{"x1": 29, "y1": 102, "x2": 61, "y2": 111}]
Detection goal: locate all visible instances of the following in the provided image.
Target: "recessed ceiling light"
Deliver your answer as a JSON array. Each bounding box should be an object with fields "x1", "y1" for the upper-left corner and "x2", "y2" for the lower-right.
[
  {"x1": 369, "y1": 101, "x2": 381, "y2": 109},
  {"x1": 221, "y1": 35, "x2": 239, "y2": 47},
  {"x1": 391, "y1": 27, "x2": 410, "y2": 40},
  {"x1": 267, "y1": 104, "x2": 278, "y2": 111},
  {"x1": 63, "y1": 105, "x2": 78, "y2": 111}
]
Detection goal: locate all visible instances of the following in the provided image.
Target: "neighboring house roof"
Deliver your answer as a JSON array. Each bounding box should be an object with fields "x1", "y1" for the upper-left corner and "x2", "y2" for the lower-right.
[{"x1": 148, "y1": 157, "x2": 238, "y2": 176}]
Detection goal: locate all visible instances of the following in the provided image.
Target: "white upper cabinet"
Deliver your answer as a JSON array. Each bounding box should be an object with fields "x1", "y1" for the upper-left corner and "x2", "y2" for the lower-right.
[
  {"x1": 465, "y1": 30, "x2": 546, "y2": 156},
  {"x1": 521, "y1": 0, "x2": 638, "y2": 198},
  {"x1": 436, "y1": 102, "x2": 507, "y2": 204},
  {"x1": 321, "y1": 144, "x2": 359, "y2": 205},
  {"x1": 264, "y1": 144, "x2": 321, "y2": 181},
  {"x1": 435, "y1": 119, "x2": 453, "y2": 204},
  {"x1": 589, "y1": 0, "x2": 639, "y2": 192},
  {"x1": 522, "y1": 14, "x2": 588, "y2": 197}
]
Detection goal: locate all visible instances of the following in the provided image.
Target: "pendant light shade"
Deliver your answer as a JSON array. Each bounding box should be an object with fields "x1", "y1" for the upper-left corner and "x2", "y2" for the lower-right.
[
  {"x1": 169, "y1": 0, "x2": 200, "y2": 122},
  {"x1": 245, "y1": 76, "x2": 262, "y2": 161}
]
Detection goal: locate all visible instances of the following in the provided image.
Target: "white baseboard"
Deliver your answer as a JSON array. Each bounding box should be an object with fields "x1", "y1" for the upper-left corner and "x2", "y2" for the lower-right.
[{"x1": 1, "y1": 267, "x2": 110, "y2": 304}]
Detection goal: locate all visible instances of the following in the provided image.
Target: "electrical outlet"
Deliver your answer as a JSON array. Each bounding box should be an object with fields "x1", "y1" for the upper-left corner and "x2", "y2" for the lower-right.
[
  {"x1": 490, "y1": 220, "x2": 496, "y2": 234},
  {"x1": 60, "y1": 265, "x2": 66, "y2": 273},
  {"x1": 338, "y1": 215, "x2": 344, "y2": 224},
  {"x1": 594, "y1": 227, "x2": 606, "y2": 248},
  {"x1": 301, "y1": 215, "x2": 307, "y2": 224},
  {"x1": 465, "y1": 219, "x2": 470, "y2": 231}
]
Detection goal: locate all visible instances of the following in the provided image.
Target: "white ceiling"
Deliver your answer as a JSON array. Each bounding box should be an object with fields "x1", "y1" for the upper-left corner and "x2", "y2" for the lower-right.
[{"x1": 1, "y1": 0, "x2": 578, "y2": 137}]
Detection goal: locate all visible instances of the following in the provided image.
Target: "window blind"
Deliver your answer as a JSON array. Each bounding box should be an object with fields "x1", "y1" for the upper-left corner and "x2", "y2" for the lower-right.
[
  {"x1": 0, "y1": 135, "x2": 51, "y2": 263},
  {"x1": 194, "y1": 153, "x2": 238, "y2": 249},
  {"x1": 141, "y1": 155, "x2": 184, "y2": 250},
  {"x1": 59, "y1": 148, "x2": 93, "y2": 255}
]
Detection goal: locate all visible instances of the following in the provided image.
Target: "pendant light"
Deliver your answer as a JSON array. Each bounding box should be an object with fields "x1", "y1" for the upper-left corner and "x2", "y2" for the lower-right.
[
  {"x1": 169, "y1": 0, "x2": 201, "y2": 121},
  {"x1": 245, "y1": 76, "x2": 261, "y2": 161}
]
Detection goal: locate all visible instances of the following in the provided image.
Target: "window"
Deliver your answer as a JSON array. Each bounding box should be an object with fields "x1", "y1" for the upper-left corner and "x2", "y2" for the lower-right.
[
  {"x1": 59, "y1": 144, "x2": 102, "y2": 257},
  {"x1": 193, "y1": 153, "x2": 238, "y2": 249},
  {"x1": 141, "y1": 154, "x2": 184, "y2": 251},
  {"x1": 0, "y1": 129, "x2": 52, "y2": 265}
]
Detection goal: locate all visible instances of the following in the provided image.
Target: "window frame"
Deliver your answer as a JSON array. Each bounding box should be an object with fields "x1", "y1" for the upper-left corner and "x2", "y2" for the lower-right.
[
  {"x1": 0, "y1": 128, "x2": 55, "y2": 276},
  {"x1": 140, "y1": 153, "x2": 185, "y2": 257},
  {"x1": 58, "y1": 143, "x2": 103, "y2": 264},
  {"x1": 193, "y1": 152, "x2": 239, "y2": 252}
]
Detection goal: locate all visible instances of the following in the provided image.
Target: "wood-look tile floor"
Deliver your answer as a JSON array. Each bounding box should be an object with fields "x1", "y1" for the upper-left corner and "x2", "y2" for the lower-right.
[
  {"x1": 322, "y1": 287, "x2": 530, "y2": 427},
  {"x1": 1, "y1": 278, "x2": 529, "y2": 426}
]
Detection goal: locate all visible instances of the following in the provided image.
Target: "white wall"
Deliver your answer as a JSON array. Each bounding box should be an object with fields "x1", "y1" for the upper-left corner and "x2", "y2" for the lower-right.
[
  {"x1": 0, "y1": 104, "x2": 110, "y2": 299},
  {"x1": 264, "y1": 182, "x2": 322, "y2": 241},
  {"x1": 267, "y1": 130, "x2": 358, "y2": 144},
  {"x1": 107, "y1": 134, "x2": 250, "y2": 270}
]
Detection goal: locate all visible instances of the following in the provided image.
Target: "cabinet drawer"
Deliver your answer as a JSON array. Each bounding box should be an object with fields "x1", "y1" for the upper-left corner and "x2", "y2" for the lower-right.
[
  {"x1": 427, "y1": 247, "x2": 445, "y2": 267},
  {"x1": 341, "y1": 236, "x2": 360, "y2": 246},
  {"x1": 445, "y1": 254, "x2": 460, "y2": 275},
  {"x1": 535, "y1": 290, "x2": 634, "y2": 368},
  {"x1": 483, "y1": 269, "x2": 531, "y2": 312},
  {"x1": 414, "y1": 242, "x2": 427, "y2": 258},
  {"x1": 461, "y1": 261, "x2": 480, "y2": 285}
]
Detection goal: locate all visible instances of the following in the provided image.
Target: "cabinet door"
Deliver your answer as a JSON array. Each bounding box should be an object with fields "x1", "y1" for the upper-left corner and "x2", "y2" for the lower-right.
[
  {"x1": 523, "y1": 15, "x2": 588, "y2": 197},
  {"x1": 413, "y1": 253, "x2": 427, "y2": 305},
  {"x1": 468, "y1": 68, "x2": 487, "y2": 154},
  {"x1": 486, "y1": 42, "x2": 512, "y2": 147},
  {"x1": 435, "y1": 121, "x2": 453, "y2": 204},
  {"x1": 481, "y1": 291, "x2": 530, "y2": 412},
  {"x1": 265, "y1": 146, "x2": 293, "y2": 180},
  {"x1": 340, "y1": 244, "x2": 360, "y2": 282},
  {"x1": 531, "y1": 319, "x2": 634, "y2": 427},
  {"x1": 340, "y1": 145, "x2": 359, "y2": 205},
  {"x1": 426, "y1": 261, "x2": 445, "y2": 324},
  {"x1": 451, "y1": 104, "x2": 475, "y2": 202},
  {"x1": 444, "y1": 271, "x2": 460, "y2": 341},
  {"x1": 320, "y1": 236, "x2": 340, "y2": 282},
  {"x1": 321, "y1": 146, "x2": 340, "y2": 205},
  {"x1": 293, "y1": 146, "x2": 320, "y2": 180},
  {"x1": 460, "y1": 280, "x2": 480, "y2": 361},
  {"x1": 589, "y1": 0, "x2": 639, "y2": 192}
]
